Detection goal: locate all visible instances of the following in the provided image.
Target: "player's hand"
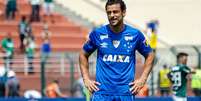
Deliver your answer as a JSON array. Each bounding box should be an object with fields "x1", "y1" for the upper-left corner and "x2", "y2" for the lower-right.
[
  {"x1": 83, "y1": 79, "x2": 101, "y2": 93},
  {"x1": 129, "y1": 79, "x2": 146, "y2": 95},
  {"x1": 190, "y1": 68, "x2": 196, "y2": 74}
]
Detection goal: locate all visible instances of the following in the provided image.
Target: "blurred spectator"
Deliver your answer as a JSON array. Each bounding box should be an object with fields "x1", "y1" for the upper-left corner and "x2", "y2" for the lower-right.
[
  {"x1": 6, "y1": 70, "x2": 20, "y2": 97},
  {"x1": 191, "y1": 68, "x2": 201, "y2": 96},
  {"x1": 41, "y1": 38, "x2": 51, "y2": 63},
  {"x1": 24, "y1": 36, "x2": 36, "y2": 74},
  {"x1": 29, "y1": 0, "x2": 41, "y2": 22},
  {"x1": 158, "y1": 64, "x2": 171, "y2": 96},
  {"x1": 45, "y1": 80, "x2": 66, "y2": 98},
  {"x1": 73, "y1": 77, "x2": 85, "y2": 97},
  {"x1": 146, "y1": 19, "x2": 159, "y2": 51},
  {"x1": 0, "y1": 66, "x2": 7, "y2": 97},
  {"x1": 73, "y1": 77, "x2": 90, "y2": 101},
  {"x1": 43, "y1": 0, "x2": 54, "y2": 16},
  {"x1": 18, "y1": 16, "x2": 28, "y2": 52},
  {"x1": 43, "y1": 20, "x2": 49, "y2": 30},
  {"x1": 136, "y1": 84, "x2": 149, "y2": 97},
  {"x1": 1, "y1": 32, "x2": 14, "y2": 70},
  {"x1": 24, "y1": 89, "x2": 42, "y2": 99},
  {"x1": 25, "y1": 21, "x2": 33, "y2": 37},
  {"x1": 41, "y1": 21, "x2": 51, "y2": 40},
  {"x1": 43, "y1": 0, "x2": 54, "y2": 23},
  {"x1": 5, "y1": 0, "x2": 17, "y2": 20}
]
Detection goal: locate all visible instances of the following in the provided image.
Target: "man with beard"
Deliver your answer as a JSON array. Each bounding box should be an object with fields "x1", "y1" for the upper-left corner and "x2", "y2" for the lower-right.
[{"x1": 79, "y1": 0, "x2": 154, "y2": 100}]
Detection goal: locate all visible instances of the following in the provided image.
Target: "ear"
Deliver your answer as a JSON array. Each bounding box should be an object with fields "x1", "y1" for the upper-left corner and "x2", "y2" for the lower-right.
[{"x1": 122, "y1": 10, "x2": 126, "y2": 17}]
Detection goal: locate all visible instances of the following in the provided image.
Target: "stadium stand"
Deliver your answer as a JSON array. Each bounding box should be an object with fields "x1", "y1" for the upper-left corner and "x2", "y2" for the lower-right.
[
  {"x1": 56, "y1": 0, "x2": 108, "y2": 26},
  {"x1": 0, "y1": 0, "x2": 89, "y2": 97},
  {"x1": 0, "y1": 0, "x2": 88, "y2": 52}
]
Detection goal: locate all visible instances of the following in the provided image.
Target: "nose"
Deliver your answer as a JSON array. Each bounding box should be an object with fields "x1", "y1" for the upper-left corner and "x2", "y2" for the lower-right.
[
  {"x1": 111, "y1": 12, "x2": 114, "y2": 17},
  {"x1": 109, "y1": 12, "x2": 115, "y2": 18}
]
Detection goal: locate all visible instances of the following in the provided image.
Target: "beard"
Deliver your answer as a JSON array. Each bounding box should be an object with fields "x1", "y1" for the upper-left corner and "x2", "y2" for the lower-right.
[{"x1": 110, "y1": 19, "x2": 123, "y2": 28}]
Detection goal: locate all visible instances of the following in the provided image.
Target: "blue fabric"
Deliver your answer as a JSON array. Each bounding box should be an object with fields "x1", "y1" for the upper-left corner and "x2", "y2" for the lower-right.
[
  {"x1": 0, "y1": 97, "x2": 200, "y2": 101},
  {"x1": 41, "y1": 43, "x2": 51, "y2": 53},
  {"x1": 0, "y1": 72, "x2": 7, "y2": 84},
  {"x1": 147, "y1": 21, "x2": 157, "y2": 32},
  {"x1": 91, "y1": 93, "x2": 135, "y2": 101},
  {"x1": 83, "y1": 24, "x2": 152, "y2": 95}
]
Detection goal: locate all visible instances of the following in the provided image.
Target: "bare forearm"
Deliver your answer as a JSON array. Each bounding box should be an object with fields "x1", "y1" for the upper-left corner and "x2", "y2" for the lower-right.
[
  {"x1": 79, "y1": 50, "x2": 90, "y2": 80},
  {"x1": 129, "y1": 52, "x2": 154, "y2": 95},
  {"x1": 140, "y1": 52, "x2": 155, "y2": 82}
]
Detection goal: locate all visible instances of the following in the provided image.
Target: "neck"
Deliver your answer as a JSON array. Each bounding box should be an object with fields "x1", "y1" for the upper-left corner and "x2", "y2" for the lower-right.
[
  {"x1": 178, "y1": 63, "x2": 186, "y2": 65},
  {"x1": 109, "y1": 22, "x2": 124, "y2": 33}
]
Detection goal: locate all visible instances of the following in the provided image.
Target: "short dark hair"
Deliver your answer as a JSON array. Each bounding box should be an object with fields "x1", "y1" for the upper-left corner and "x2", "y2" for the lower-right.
[
  {"x1": 177, "y1": 52, "x2": 188, "y2": 60},
  {"x1": 105, "y1": 0, "x2": 126, "y2": 11}
]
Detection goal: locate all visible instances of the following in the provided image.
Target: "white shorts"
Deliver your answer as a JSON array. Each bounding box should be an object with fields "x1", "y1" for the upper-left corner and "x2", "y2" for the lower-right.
[
  {"x1": 173, "y1": 95, "x2": 187, "y2": 101},
  {"x1": 43, "y1": 2, "x2": 54, "y2": 15}
]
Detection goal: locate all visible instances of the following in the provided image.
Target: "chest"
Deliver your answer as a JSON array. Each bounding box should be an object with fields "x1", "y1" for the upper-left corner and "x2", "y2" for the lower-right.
[{"x1": 97, "y1": 34, "x2": 138, "y2": 55}]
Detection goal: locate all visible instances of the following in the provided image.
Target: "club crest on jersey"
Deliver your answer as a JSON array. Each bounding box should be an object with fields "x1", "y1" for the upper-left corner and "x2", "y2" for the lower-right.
[
  {"x1": 112, "y1": 40, "x2": 120, "y2": 48},
  {"x1": 103, "y1": 54, "x2": 130, "y2": 63},
  {"x1": 100, "y1": 34, "x2": 108, "y2": 40}
]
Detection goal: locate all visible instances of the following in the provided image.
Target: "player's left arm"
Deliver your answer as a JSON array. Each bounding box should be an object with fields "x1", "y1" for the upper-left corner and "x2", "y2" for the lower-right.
[
  {"x1": 183, "y1": 66, "x2": 195, "y2": 74},
  {"x1": 129, "y1": 51, "x2": 154, "y2": 95}
]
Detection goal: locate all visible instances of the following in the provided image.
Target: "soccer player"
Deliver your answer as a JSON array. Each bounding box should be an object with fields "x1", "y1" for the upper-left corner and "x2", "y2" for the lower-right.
[
  {"x1": 168, "y1": 52, "x2": 193, "y2": 101},
  {"x1": 79, "y1": 0, "x2": 154, "y2": 100}
]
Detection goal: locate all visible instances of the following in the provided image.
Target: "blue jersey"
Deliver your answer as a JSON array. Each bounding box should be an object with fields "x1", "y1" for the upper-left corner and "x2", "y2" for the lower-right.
[{"x1": 83, "y1": 24, "x2": 152, "y2": 95}]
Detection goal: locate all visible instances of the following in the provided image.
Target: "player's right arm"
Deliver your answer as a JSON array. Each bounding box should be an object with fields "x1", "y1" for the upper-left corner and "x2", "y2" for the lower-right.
[
  {"x1": 79, "y1": 50, "x2": 91, "y2": 81},
  {"x1": 79, "y1": 30, "x2": 100, "y2": 93},
  {"x1": 79, "y1": 50, "x2": 100, "y2": 93}
]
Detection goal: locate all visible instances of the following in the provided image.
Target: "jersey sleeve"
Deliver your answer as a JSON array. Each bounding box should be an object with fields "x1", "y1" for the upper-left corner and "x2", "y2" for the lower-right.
[
  {"x1": 83, "y1": 30, "x2": 97, "y2": 54},
  {"x1": 136, "y1": 31, "x2": 152, "y2": 57},
  {"x1": 182, "y1": 66, "x2": 191, "y2": 74}
]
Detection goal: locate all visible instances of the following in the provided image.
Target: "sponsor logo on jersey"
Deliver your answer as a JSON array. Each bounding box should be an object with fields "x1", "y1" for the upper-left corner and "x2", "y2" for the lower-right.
[
  {"x1": 172, "y1": 66, "x2": 179, "y2": 71},
  {"x1": 100, "y1": 42, "x2": 108, "y2": 48},
  {"x1": 103, "y1": 54, "x2": 130, "y2": 63},
  {"x1": 124, "y1": 35, "x2": 133, "y2": 41},
  {"x1": 112, "y1": 40, "x2": 120, "y2": 48},
  {"x1": 100, "y1": 34, "x2": 108, "y2": 40}
]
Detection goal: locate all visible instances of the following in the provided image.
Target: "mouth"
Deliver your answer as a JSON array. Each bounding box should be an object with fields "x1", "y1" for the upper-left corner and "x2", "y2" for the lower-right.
[{"x1": 110, "y1": 19, "x2": 118, "y2": 23}]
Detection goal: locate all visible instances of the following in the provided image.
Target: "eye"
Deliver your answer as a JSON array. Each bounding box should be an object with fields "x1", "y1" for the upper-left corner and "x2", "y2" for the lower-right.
[
  {"x1": 106, "y1": 11, "x2": 112, "y2": 15},
  {"x1": 113, "y1": 10, "x2": 119, "y2": 14}
]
